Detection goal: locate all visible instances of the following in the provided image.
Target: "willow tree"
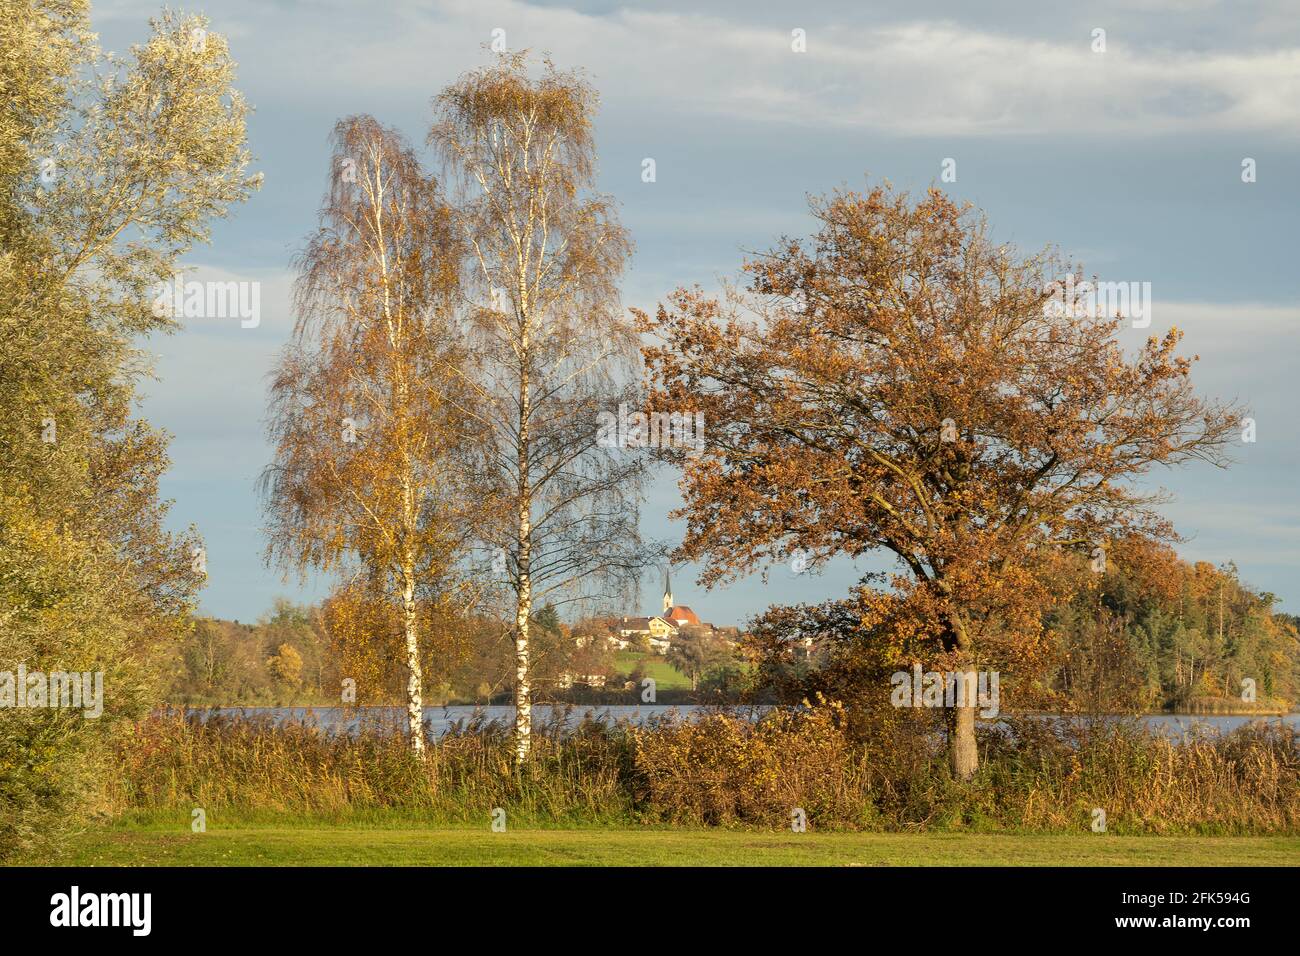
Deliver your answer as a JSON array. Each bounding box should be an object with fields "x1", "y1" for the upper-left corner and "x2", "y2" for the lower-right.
[
  {"x1": 429, "y1": 55, "x2": 648, "y2": 760},
  {"x1": 0, "y1": 2, "x2": 256, "y2": 855},
  {"x1": 262, "y1": 116, "x2": 480, "y2": 753},
  {"x1": 638, "y1": 184, "x2": 1241, "y2": 779}
]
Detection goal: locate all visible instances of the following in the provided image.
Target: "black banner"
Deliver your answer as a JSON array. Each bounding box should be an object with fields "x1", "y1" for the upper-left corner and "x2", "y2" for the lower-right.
[{"x1": 0, "y1": 866, "x2": 1283, "y2": 942}]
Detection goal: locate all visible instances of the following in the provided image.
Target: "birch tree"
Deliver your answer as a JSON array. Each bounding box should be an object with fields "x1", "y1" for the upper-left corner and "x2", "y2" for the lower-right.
[
  {"x1": 429, "y1": 55, "x2": 649, "y2": 760},
  {"x1": 262, "y1": 116, "x2": 480, "y2": 753}
]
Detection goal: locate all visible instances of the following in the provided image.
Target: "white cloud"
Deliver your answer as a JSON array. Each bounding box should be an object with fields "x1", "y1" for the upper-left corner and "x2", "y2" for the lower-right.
[
  {"x1": 97, "y1": 0, "x2": 1300, "y2": 137},
  {"x1": 89, "y1": 0, "x2": 1299, "y2": 618}
]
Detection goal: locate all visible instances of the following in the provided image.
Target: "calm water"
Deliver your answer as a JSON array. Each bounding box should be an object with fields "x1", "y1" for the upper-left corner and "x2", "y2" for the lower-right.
[
  {"x1": 182, "y1": 704, "x2": 1299, "y2": 741},
  {"x1": 184, "y1": 704, "x2": 769, "y2": 737}
]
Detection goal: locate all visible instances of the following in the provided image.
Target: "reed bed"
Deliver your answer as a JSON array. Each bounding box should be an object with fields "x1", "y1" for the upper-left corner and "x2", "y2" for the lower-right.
[{"x1": 108, "y1": 705, "x2": 1300, "y2": 834}]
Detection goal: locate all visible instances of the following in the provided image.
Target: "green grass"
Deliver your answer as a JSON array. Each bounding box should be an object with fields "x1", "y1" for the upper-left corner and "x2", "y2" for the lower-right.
[
  {"x1": 37, "y1": 825, "x2": 1300, "y2": 867},
  {"x1": 613, "y1": 650, "x2": 691, "y2": 690}
]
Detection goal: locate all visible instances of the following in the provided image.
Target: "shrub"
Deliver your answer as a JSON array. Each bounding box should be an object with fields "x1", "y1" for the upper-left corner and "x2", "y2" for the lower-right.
[{"x1": 104, "y1": 704, "x2": 1300, "y2": 835}]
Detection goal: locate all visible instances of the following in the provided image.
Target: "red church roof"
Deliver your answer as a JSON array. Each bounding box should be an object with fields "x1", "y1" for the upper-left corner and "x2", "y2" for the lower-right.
[{"x1": 665, "y1": 605, "x2": 700, "y2": 626}]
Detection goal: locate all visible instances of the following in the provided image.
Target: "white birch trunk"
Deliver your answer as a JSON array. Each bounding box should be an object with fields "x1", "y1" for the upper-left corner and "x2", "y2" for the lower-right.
[
  {"x1": 403, "y1": 564, "x2": 425, "y2": 755},
  {"x1": 513, "y1": 344, "x2": 533, "y2": 762}
]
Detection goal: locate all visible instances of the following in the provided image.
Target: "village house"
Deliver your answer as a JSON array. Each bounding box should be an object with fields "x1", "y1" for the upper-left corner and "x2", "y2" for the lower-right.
[
  {"x1": 557, "y1": 673, "x2": 608, "y2": 689},
  {"x1": 617, "y1": 615, "x2": 675, "y2": 652},
  {"x1": 611, "y1": 572, "x2": 728, "y2": 654}
]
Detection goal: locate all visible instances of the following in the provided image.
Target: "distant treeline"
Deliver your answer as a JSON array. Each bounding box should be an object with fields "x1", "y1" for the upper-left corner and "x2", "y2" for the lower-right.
[
  {"x1": 1046, "y1": 542, "x2": 1298, "y2": 713},
  {"x1": 167, "y1": 600, "x2": 741, "y2": 707},
  {"x1": 758, "y1": 539, "x2": 1299, "y2": 716},
  {"x1": 173, "y1": 542, "x2": 1297, "y2": 714}
]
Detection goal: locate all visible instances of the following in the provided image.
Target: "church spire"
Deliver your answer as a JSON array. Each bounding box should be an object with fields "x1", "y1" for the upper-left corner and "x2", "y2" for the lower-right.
[{"x1": 662, "y1": 567, "x2": 673, "y2": 616}]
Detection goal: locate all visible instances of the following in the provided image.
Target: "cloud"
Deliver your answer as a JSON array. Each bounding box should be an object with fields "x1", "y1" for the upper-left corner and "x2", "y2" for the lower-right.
[
  {"x1": 98, "y1": 0, "x2": 1300, "y2": 137},
  {"x1": 91, "y1": 0, "x2": 1299, "y2": 619},
  {"x1": 1163, "y1": 500, "x2": 1300, "y2": 566},
  {"x1": 135, "y1": 265, "x2": 294, "y2": 469}
]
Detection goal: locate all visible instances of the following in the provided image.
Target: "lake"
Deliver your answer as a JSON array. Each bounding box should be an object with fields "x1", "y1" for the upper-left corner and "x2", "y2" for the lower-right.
[
  {"x1": 181, "y1": 704, "x2": 1300, "y2": 741},
  {"x1": 183, "y1": 704, "x2": 769, "y2": 737}
]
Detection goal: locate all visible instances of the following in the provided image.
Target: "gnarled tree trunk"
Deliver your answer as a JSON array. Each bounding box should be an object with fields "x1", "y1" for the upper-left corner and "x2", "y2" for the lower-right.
[
  {"x1": 949, "y1": 695, "x2": 978, "y2": 780},
  {"x1": 946, "y1": 613, "x2": 978, "y2": 780}
]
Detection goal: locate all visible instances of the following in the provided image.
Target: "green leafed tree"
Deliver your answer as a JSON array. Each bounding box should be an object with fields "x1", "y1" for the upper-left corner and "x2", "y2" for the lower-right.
[{"x1": 0, "y1": 0, "x2": 257, "y2": 857}]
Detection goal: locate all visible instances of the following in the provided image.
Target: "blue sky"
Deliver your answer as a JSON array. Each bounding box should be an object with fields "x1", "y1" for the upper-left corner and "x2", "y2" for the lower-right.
[{"x1": 95, "y1": 0, "x2": 1300, "y2": 624}]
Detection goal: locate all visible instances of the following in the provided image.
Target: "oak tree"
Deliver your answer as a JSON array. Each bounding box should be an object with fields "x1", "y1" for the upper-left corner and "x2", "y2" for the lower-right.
[{"x1": 638, "y1": 185, "x2": 1241, "y2": 778}]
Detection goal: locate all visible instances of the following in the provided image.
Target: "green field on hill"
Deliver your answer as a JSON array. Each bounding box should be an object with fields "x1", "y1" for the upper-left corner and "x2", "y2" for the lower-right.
[{"x1": 612, "y1": 650, "x2": 692, "y2": 690}]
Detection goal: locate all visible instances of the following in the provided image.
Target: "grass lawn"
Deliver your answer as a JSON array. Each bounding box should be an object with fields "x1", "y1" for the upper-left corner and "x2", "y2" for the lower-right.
[
  {"x1": 39, "y1": 826, "x2": 1300, "y2": 867},
  {"x1": 613, "y1": 650, "x2": 691, "y2": 690}
]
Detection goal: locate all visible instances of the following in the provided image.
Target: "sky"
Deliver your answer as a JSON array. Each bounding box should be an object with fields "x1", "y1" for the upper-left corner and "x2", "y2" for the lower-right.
[{"x1": 93, "y1": 0, "x2": 1300, "y2": 625}]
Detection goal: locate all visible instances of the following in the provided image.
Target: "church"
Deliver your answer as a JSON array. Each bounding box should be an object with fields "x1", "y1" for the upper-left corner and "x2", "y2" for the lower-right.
[{"x1": 614, "y1": 571, "x2": 722, "y2": 653}]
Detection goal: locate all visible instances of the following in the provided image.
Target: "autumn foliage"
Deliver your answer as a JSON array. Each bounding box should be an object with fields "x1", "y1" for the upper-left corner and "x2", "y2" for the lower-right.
[{"x1": 639, "y1": 184, "x2": 1243, "y2": 776}]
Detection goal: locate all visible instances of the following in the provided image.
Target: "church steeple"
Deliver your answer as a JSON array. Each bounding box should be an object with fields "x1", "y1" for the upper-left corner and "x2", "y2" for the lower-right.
[{"x1": 662, "y1": 567, "x2": 673, "y2": 616}]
